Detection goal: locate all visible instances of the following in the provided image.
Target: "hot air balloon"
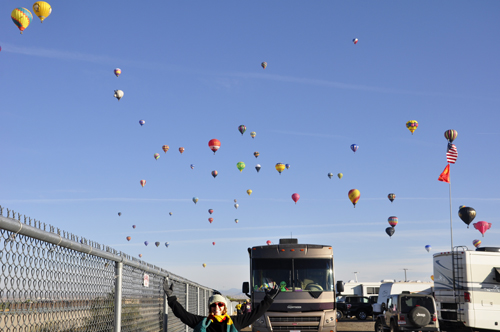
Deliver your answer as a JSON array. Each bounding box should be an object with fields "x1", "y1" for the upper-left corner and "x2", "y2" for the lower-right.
[
  {"x1": 208, "y1": 209, "x2": 214, "y2": 215},
  {"x1": 459, "y1": 207, "x2": 476, "y2": 228},
  {"x1": 203, "y1": 263, "x2": 206, "y2": 268},
  {"x1": 234, "y1": 199, "x2": 237, "y2": 203},
  {"x1": 155, "y1": 242, "x2": 160, "y2": 247},
  {"x1": 235, "y1": 219, "x2": 239, "y2": 223},
  {"x1": 353, "y1": 38, "x2": 358, "y2": 44},
  {"x1": 266, "y1": 240, "x2": 272, "y2": 245},
  {"x1": 192, "y1": 197, "x2": 199, "y2": 204},
  {"x1": 285, "y1": 164, "x2": 291, "y2": 169},
  {"x1": 208, "y1": 218, "x2": 213, "y2": 224},
  {"x1": 350, "y1": 144, "x2": 358, "y2": 153},
  {"x1": 154, "y1": 153, "x2": 160, "y2": 160},
  {"x1": 190, "y1": 164, "x2": 195, "y2": 169},
  {"x1": 338, "y1": 173, "x2": 343, "y2": 179},
  {"x1": 118, "y1": 212, "x2": 122, "y2": 216},
  {"x1": 444, "y1": 130, "x2": 458, "y2": 143},
  {"x1": 254, "y1": 152, "x2": 260, "y2": 158},
  {"x1": 406, "y1": 120, "x2": 418, "y2": 134},
  {"x1": 255, "y1": 164, "x2": 261, "y2": 172},
  {"x1": 261, "y1": 62, "x2": 267, "y2": 69},
  {"x1": 165, "y1": 242, "x2": 169, "y2": 248},
  {"x1": 211, "y1": 170, "x2": 218, "y2": 178},
  {"x1": 139, "y1": 120, "x2": 145, "y2": 126},
  {"x1": 114, "y1": 68, "x2": 121, "y2": 77},
  {"x1": 385, "y1": 227, "x2": 395, "y2": 238},
  {"x1": 234, "y1": 204, "x2": 239, "y2": 209},
  {"x1": 212, "y1": 242, "x2": 216, "y2": 245},
  {"x1": 388, "y1": 216, "x2": 398, "y2": 227},
  {"x1": 473, "y1": 239, "x2": 481, "y2": 248},
  {"x1": 328, "y1": 173, "x2": 333, "y2": 179},
  {"x1": 291, "y1": 193, "x2": 300, "y2": 204},
  {"x1": 33, "y1": 2, "x2": 51, "y2": 23},
  {"x1": 348, "y1": 189, "x2": 360, "y2": 207},
  {"x1": 250, "y1": 132, "x2": 256, "y2": 138},
  {"x1": 140, "y1": 180, "x2": 146, "y2": 187},
  {"x1": 425, "y1": 245, "x2": 431, "y2": 252},
  {"x1": 208, "y1": 139, "x2": 221, "y2": 154},
  {"x1": 179, "y1": 147, "x2": 185, "y2": 154},
  {"x1": 238, "y1": 125, "x2": 246, "y2": 135},
  {"x1": 144, "y1": 241, "x2": 149, "y2": 246},
  {"x1": 237, "y1": 162, "x2": 246, "y2": 172},
  {"x1": 473, "y1": 221, "x2": 492, "y2": 237},
  {"x1": 169, "y1": 212, "x2": 172, "y2": 216},
  {"x1": 388, "y1": 193, "x2": 396, "y2": 203},
  {"x1": 275, "y1": 163, "x2": 285, "y2": 174},
  {"x1": 162, "y1": 145, "x2": 169, "y2": 153},
  {"x1": 126, "y1": 236, "x2": 131, "y2": 241},
  {"x1": 11, "y1": 8, "x2": 33, "y2": 34},
  {"x1": 132, "y1": 225, "x2": 136, "y2": 229},
  {"x1": 247, "y1": 189, "x2": 252, "y2": 196},
  {"x1": 114, "y1": 90, "x2": 124, "y2": 101},
  {"x1": 139, "y1": 254, "x2": 142, "y2": 258}
]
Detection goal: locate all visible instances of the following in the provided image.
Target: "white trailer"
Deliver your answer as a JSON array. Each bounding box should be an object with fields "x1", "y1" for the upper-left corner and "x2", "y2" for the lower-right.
[
  {"x1": 433, "y1": 246, "x2": 500, "y2": 332},
  {"x1": 372, "y1": 281, "x2": 434, "y2": 316},
  {"x1": 339, "y1": 281, "x2": 383, "y2": 297}
]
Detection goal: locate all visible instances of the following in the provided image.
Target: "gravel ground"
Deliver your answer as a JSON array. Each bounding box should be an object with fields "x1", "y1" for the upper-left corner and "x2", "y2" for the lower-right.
[{"x1": 337, "y1": 319, "x2": 374, "y2": 331}]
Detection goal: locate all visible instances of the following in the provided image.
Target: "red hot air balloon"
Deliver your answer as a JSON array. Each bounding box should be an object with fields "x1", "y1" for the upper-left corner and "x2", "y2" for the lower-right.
[
  {"x1": 140, "y1": 180, "x2": 146, "y2": 187},
  {"x1": 208, "y1": 139, "x2": 221, "y2": 154},
  {"x1": 211, "y1": 170, "x2": 218, "y2": 178},
  {"x1": 291, "y1": 193, "x2": 300, "y2": 204},
  {"x1": 473, "y1": 221, "x2": 492, "y2": 237},
  {"x1": 266, "y1": 240, "x2": 272, "y2": 245},
  {"x1": 162, "y1": 145, "x2": 169, "y2": 153},
  {"x1": 179, "y1": 147, "x2": 185, "y2": 154},
  {"x1": 208, "y1": 218, "x2": 213, "y2": 224},
  {"x1": 208, "y1": 209, "x2": 214, "y2": 214},
  {"x1": 212, "y1": 242, "x2": 216, "y2": 245}
]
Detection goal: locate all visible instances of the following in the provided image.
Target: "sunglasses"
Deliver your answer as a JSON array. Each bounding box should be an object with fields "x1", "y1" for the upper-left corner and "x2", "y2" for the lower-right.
[{"x1": 210, "y1": 302, "x2": 225, "y2": 308}]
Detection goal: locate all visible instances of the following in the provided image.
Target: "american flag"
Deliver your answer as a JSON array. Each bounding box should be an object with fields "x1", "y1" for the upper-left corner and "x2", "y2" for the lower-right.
[{"x1": 447, "y1": 143, "x2": 458, "y2": 164}]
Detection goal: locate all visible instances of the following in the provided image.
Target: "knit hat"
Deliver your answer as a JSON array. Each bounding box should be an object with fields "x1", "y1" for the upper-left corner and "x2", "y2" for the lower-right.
[{"x1": 208, "y1": 294, "x2": 227, "y2": 307}]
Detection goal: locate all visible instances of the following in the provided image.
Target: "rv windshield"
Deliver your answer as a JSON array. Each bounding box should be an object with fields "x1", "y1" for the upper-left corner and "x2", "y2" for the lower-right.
[{"x1": 252, "y1": 258, "x2": 333, "y2": 292}]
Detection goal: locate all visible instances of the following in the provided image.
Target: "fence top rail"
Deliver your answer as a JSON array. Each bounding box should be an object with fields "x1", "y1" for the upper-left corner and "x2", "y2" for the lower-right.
[{"x1": 0, "y1": 207, "x2": 212, "y2": 290}]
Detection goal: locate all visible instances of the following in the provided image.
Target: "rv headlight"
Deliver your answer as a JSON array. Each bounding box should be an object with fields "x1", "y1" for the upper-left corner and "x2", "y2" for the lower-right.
[{"x1": 325, "y1": 317, "x2": 334, "y2": 324}]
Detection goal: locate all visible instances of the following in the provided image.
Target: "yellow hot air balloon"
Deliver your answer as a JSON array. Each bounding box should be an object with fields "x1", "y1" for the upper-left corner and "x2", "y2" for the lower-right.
[
  {"x1": 11, "y1": 8, "x2": 33, "y2": 34},
  {"x1": 33, "y1": 2, "x2": 52, "y2": 23},
  {"x1": 202, "y1": 263, "x2": 207, "y2": 268},
  {"x1": 275, "y1": 163, "x2": 285, "y2": 174},
  {"x1": 406, "y1": 120, "x2": 419, "y2": 135},
  {"x1": 348, "y1": 189, "x2": 360, "y2": 208},
  {"x1": 337, "y1": 173, "x2": 343, "y2": 179},
  {"x1": 247, "y1": 189, "x2": 252, "y2": 196}
]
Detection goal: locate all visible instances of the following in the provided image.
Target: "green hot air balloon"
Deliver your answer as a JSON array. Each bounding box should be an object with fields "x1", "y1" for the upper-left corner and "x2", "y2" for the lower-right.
[{"x1": 237, "y1": 162, "x2": 246, "y2": 172}]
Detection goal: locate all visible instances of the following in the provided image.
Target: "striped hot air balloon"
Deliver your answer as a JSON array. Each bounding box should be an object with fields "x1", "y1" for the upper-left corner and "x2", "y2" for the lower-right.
[{"x1": 11, "y1": 8, "x2": 33, "y2": 34}]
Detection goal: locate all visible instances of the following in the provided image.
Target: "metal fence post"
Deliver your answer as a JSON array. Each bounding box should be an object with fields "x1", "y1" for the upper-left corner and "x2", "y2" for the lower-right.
[
  {"x1": 114, "y1": 261, "x2": 123, "y2": 332},
  {"x1": 163, "y1": 277, "x2": 169, "y2": 332},
  {"x1": 186, "y1": 283, "x2": 189, "y2": 332}
]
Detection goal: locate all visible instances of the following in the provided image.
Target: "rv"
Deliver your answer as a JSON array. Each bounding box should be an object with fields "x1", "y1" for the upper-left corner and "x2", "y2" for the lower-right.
[
  {"x1": 338, "y1": 281, "x2": 382, "y2": 297},
  {"x1": 242, "y1": 239, "x2": 342, "y2": 332},
  {"x1": 372, "y1": 281, "x2": 434, "y2": 316},
  {"x1": 433, "y1": 246, "x2": 500, "y2": 332}
]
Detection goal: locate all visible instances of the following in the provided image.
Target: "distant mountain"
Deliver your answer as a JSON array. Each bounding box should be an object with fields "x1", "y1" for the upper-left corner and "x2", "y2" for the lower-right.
[{"x1": 220, "y1": 288, "x2": 247, "y2": 299}]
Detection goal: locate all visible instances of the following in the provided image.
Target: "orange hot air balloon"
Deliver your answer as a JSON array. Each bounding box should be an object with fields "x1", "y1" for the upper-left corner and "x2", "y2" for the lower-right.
[
  {"x1": 208, "y1": 139, "x2": 221, "y2": 154},
  {"x1": 179, "y1": 147, "x2": 185, "y2": 154},
  {"x1": 126, "y1": 236, "x2": 131, "y2": 241},
  {"x1": 291, "y1": 193, "x2": 300, "y2": 204},
  {"x1": 212, "y1": 242, "x2": 216, "y2": 245},
  {"x1": 140, "y1": 180, "x2": 146, "y2": 187},
  {"x1": 208, "y1": 218, "x2": 213, "y2": 224},
  {"x1": 162, "y1": 145, "x2": 169, "y2": 153},
  {"x1": 348, "y1": 189, "x2": 360, "y2": 207},
  {"x1": 266, "y1": 240, "x2": 272, "y2": 245}
]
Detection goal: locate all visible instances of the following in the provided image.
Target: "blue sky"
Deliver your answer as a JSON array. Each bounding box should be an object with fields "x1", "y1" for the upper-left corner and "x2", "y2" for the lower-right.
[{"x1": 1, "y1": 1, "x2": 499, "y2": 291}]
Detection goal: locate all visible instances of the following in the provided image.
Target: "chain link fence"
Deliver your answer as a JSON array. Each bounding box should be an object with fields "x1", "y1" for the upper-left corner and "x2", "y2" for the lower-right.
[{"x1": 0, "y1": 206, "x2": 214, "y2": 332}]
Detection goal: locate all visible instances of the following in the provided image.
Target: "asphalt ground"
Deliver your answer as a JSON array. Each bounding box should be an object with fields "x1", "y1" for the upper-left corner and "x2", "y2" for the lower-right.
[{"x1": 240, "y1": 319, "x2": 375, "y2": 332}]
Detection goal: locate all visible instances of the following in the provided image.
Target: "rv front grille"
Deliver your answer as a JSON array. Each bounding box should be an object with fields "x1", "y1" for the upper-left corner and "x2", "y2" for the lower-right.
[
  {"x1": 272, "y1": 327, "x2": 318, "y2": 331},
  {"x1": 270, "y1": 317, "x2": 321, "y2": 323}
]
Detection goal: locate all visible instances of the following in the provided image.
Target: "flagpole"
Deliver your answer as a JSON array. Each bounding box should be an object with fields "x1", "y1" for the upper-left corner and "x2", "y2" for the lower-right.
[{"x1": 449, "y1": 180, "x2": 453, "y2": 251}]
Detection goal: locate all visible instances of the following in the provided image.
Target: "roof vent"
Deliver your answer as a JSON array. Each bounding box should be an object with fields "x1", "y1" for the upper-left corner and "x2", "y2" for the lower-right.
[{"x1": 279, "y1": 238, "x2": 298, "y2": 244}]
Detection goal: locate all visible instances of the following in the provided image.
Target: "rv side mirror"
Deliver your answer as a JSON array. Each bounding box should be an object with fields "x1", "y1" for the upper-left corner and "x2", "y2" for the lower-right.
[
  {"x1": 336, "y1": 280, "x2": 344, "y2": 293},
  {"x1": 242, "y1": 282, "x2": 250, "y2": 294}
]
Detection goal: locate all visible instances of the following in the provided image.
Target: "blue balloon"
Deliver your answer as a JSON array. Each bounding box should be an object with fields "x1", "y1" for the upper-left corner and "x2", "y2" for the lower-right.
[
  {"x1": 350, "y1": 144, "x2": 358, "y2": 153},
  {"x1": 144, "y1": 241, "x2": 149, "y2": 246},
  {"x1": 139, "y1": 120, "x2": 145, "y2": 126},
  {"x1": 285, "y1": 164, "x2": 291, "y2": 169},
  {"x1": 425, "y1": 245, "x2": 431, "y2": 252}
]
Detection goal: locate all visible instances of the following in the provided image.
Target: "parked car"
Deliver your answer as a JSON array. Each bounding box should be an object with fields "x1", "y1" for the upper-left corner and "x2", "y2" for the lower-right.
[
  {"x1": 374, "y1": 292, "x2": 439, "y2": 332},
  {"x1": 336, "y1": 295, "x2": 374, "y2": 320}
]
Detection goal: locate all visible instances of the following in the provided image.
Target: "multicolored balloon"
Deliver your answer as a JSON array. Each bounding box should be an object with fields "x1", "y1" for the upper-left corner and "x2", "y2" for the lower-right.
[
  {"x1": 139, "y1": 120, "x2": 145, "y2": 126},
  {"x1": 247, "y1": 189, "x2": 252, "y2": 196},
  {"x1": 190, "y1": 164, "x2": 195, "y2": 169},
  {"x1": 154, "y1": 153, "x2": 160, "y2": 160},
  {"x1": 179, "y1": 147, "x2": 185, "y2": 154},
  {"x1": 211, "y1": 170, "x2": 218, "y2": 178},
  {"x1": 126, "y1": 236, "x2": 131, "y2": 241},
  {"x1": 291, "y1": 193, "x2": 300, "y2": 204},
  {"x1": 114, "y1": 90, "x2": 124, "y2": 101},
  {"x1": 444, "y1": 130, "x2": 458, "y2": 143},
  {"x1": 139, "y1": 254, "x2": 142, "y2": 258},
  {"x1": 353, "y1": 38, "x2": 358, "y2": 44},
  {"x1": 155, "y1": 242, "x2": 160, "y2": 247},
  {"x1": 386, "y1": 227, "x2": 395, "y2": 238},
  {"x1": 388, "y1": 193, "x2": 396, "y2": 203},
  {"x1": 328, "y1": 173, "x2": 333, "y2": 179},
  {"x1": 114, "y1": 68, "x2": 121, "y2": 77},
  {"x1": 212, "y1": 242, "x2": 216, "y2": 246},
  {"x1": 338, "y1": 173, "x2": 343, "y2": 179},
  {"x1": 208, "y1": 139, "x2": 221, "y2": 154},
  {"x1": 165, "y1": 242, "x2": 169, "y2": 248},
  {"x1": 473, "y1": 239, "x2": 481, "y2": 248},
  {"x1": 237, "y1": 162, "x2": 246, "y2": 172},
  {"x1": 459, "y1": 206, "x2": 476, "y2": 228},
  {"x1": 238, "y1": 125, "x2": 247, "y2": 135},
  {"x1": 235, "y1": 219, "x2": 239, "y2": 223},
  {"x1": 11, "y1": 8, "x2": 33, "y2": 34},
  {"x1": 132, "y1": 225, "x2": 136, "y2": 229},
  {"x1": 261, "y1": 62, "x2": 267, "y2": 69},
  {"x1": 275, "y1": 163, "x2": 285, "y2": 174},
  {"x1": 406, "y1": 120, "x2": 419, "y2": 134},
  {"x1": 250, "y1": 132, "x2": 256, "y2": 138},
  {"x1": 348, "y1": 189, "x2": 360, "y2": 207},
  {"x1": 285, "y1": 164, "x2": 291, "y2": 169},
  {"x1": 350, "y1": 144, "x2": 358, "y2": 153},
  {"x1": 255, "y1": 164, "x2": 261, "y2": 172},
  {"x1": 473, "y1": 221, "x2": 492, "y2": 237},
  {"x1": 208, "y1": 209, "x2": 214, "y2": 215},
  {"x1": 388, "y1": 216, "x2": 398, "y2": 227},
  {"x1": 162, "y1": 145, "x2": 169, "y2": 153},
  {"x1": 140, "y1": 180, "x2": 146, "y2": 187},
  {"x1": 254, "y1": 152, "x2": 260, "y2": 158},
  {"x1": 192, "y1": 197, "x2": 199, "y2": 204},
  {"x1": 425, "y1": 245, "x2": 431, "y2": 252},
  {"x1": 33, "y1": 2, "x2": 51, "y2": 23},
  {"x1": 208, "y1": 218, "x2": 213, "y2": 223},
  {"x1": 144, "y1": 241, "x2": 149, "y2": 246},
  {"x1": 169, "y1": 212, "x2": 172, "y2": 216}
]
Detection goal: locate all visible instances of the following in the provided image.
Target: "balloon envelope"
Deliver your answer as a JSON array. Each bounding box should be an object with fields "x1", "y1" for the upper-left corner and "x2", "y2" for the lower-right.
[
  {"x1": 114, "y1": 90, "x2": 124, "y2": 100},
  {"x1": 473, "y1": 239, "x2": 481, "y2": 248},
  {"x1": 114, "y1": 68, "x2": 121, "y2": 77},
  {"x1": 140, "y1": 180, "x2": 146, "y2": 187},
  {"x1": 348, "y1": 189, "x2": 360, "y2": 207},
  {"x1": 292, "y1": 193, "x2": 300, "y2": 204},
  {"x1": 203, "y1": 263, "x2": 206, "y2": 268},
  {"x1": 353, "y1": 38, "x2": 358, "y2": 44},
  {"x1": 386, "y1": 227, "x2": 395, "y2": 238},
  {"x1": 211, "y1": 170, "x2": 218, "y2": 178},
  {"x1": 11, "y1": 8, "x2": 33, "y2": 34},
  {"x1": 126, "y1": 236, "x2": 131, "y2": 241},
  {"x1": 165, "y1": 242, "x2": 169, "y2": 248},
  {"x1": 132, "y1": 225, "x2": 136, "y2": 229},
  {"x1": 459, "y1": 207, "x2": 476, "y2": 228},
  {"x1": 118, "y1": 212, "x2": 122, "y2": 216},
  {"x1": 275, "y1": 163, "x2": 285, "y2": 174},
  {"x1": 235, "y1": 219, "x2": 239, "y2": 223},
  {"x1": 350, "y1": 144, "x2": 358, "y2": 153},
  {"x1": 139, "y1": 254, "x2": 142, "y2": 258},
  {"x1": 212, "y1": 242, "x2": 216, "y2": 245},
  {"x1": 388, "y1": 193, "x2": 396, "y2": 203},
  {"x1": 155, "y1": 242, "x2": 160, "y2": 247},
  {"x1": 406, "y1": 120, "x2": 419, "y2": 134},
  {"x1": 473, "y1": 221, "x2": 492, "y2": 237},
  {"x1": 388, "y1": 216, "x2": 398, "y2": 227},
  {"x1": 179, "y1": 147, "x2": 185, "y2": 154},
  {"x1": 162, "y1": 145, "x2": 169, "y2": 153},
  {"x1": 238, "y1": 125, "x2": 246, "y2": 135},
  {"x1": 237, "y1": 162, "x2": 246, "y2": 172},
  {"x1": 139, "y1": 120, "x2": 145, "y2": 126},
  {"x1": 285, "y1": 164, "x2": 291, "y2": 169},
  {"x1": 338, "y1": 173, "x2": 343, "y2": 179},
  {"x1": 208, "y1": 139, "x2": 221, "y2": 154},
  {"x1": 254, "y1": 151, "x2": 260, "y2": 158},
  {"x1": 192, "y1": 197, "x2": 199, "y2": 204},
  {"x1": 190, "y1": 164, "x2": 195, "y2": 169},
  {"x1": 250, "y1": 132, "x2": 256, "y2": 138},
  {"x1": 144, "y1": 241, "x2": 149, "y2": 246},
  {"x1": 208, "y1": 209, "x2": 214, "y2": 214},
  {"x1": 234, "y1": 204, "x2": 239, "y2": 209},
  {"x1": 255, "y1": 164, "x2": 261, "y2": 172},
  {"x1": 444, "y1": 130, "x2": 458, "y2": 143},
  {"x1": 169, "y1": 212, "x2": 172, "y2": 216},
  {"x1": 154, "y1": 153, "x2": 160, "y2": 160},
  {"x1": 261, "y1": 62, "x2": 267, "y2": 69},
  {"x1": 425, "y1": 245, "x2": 431, "y2": 252},
  {"x1": 328, "y1": 173, "x2": 333, "y2": 179},
  {"x1": 208, "y1": 218, "x2": 213, "y2": 223},
  {"x1": 33, "y1": 2, "x2": 51, "y2": 23},
  {"x1": 247, "y1": 189, "x2": 252, "y2": 196},
  {"x1": 266, "y1": 240, "x2": 272, "y2": 245}
]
